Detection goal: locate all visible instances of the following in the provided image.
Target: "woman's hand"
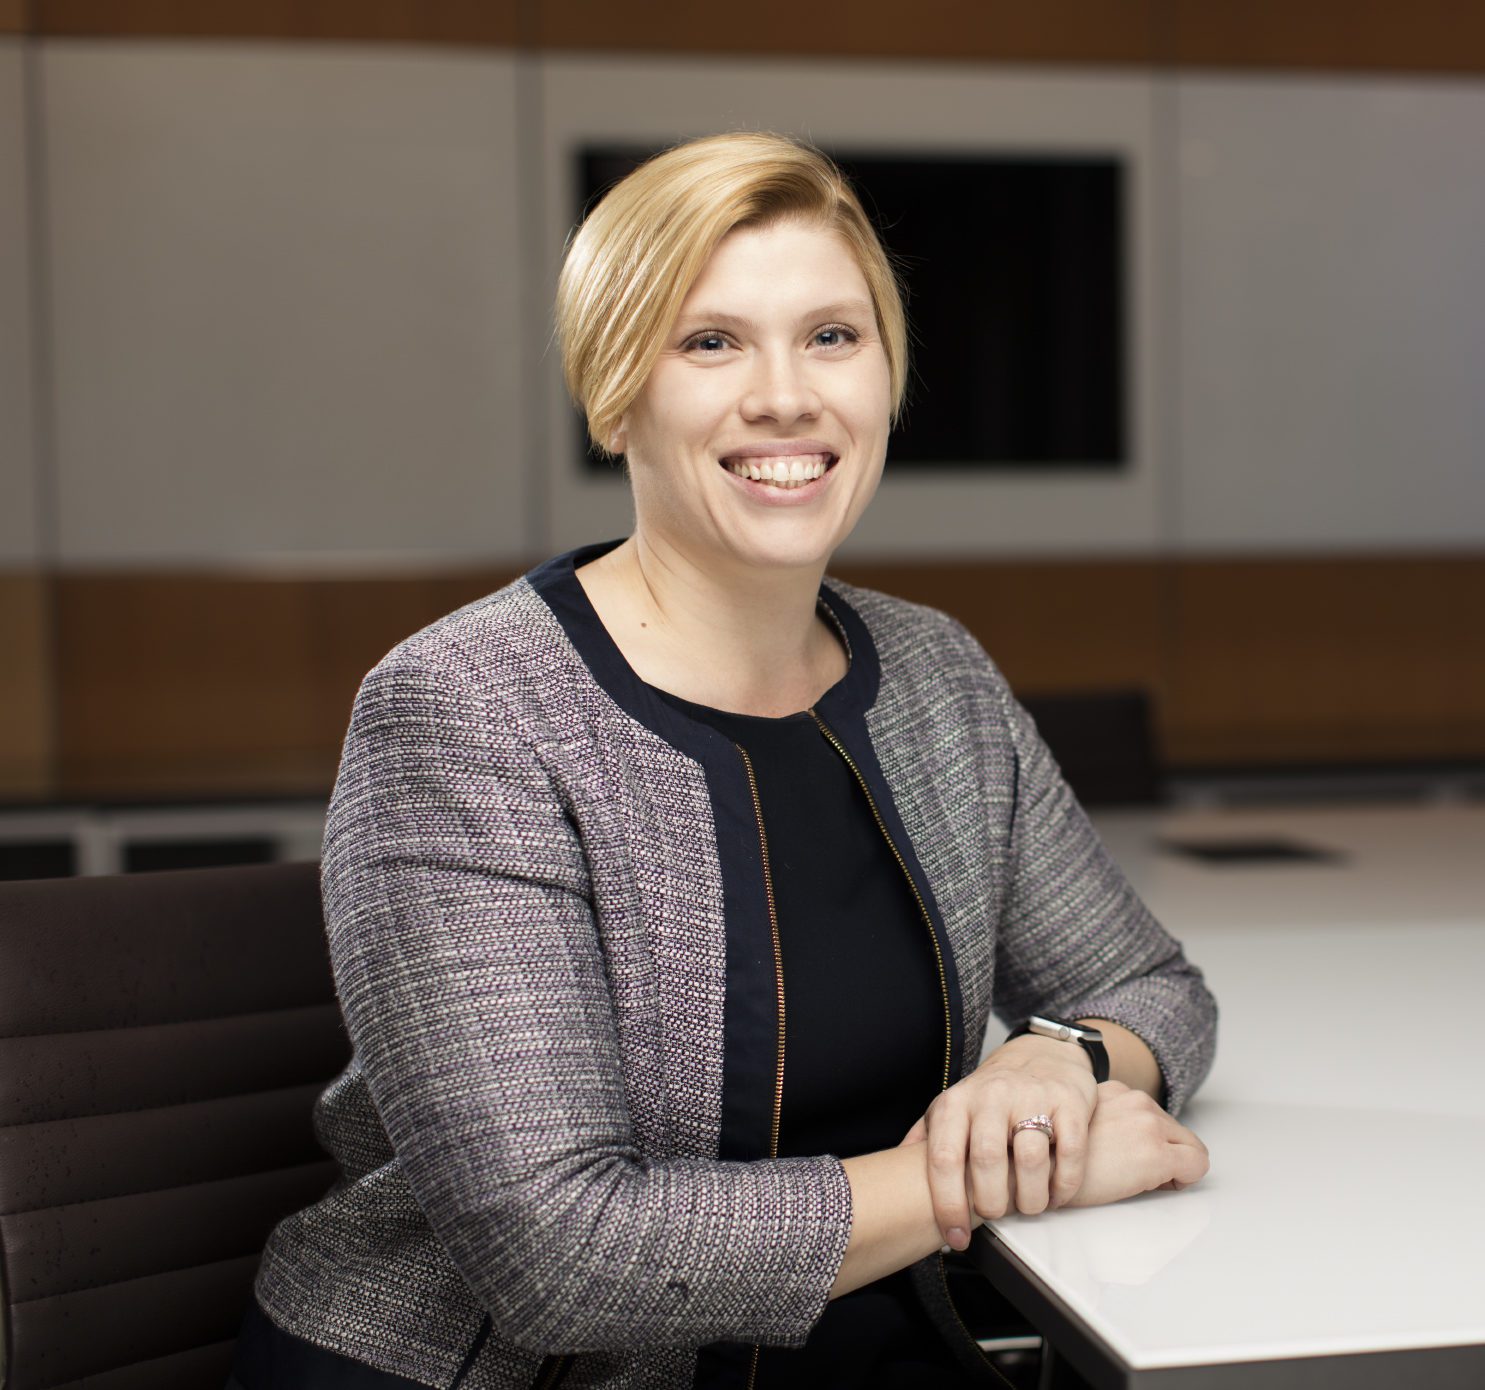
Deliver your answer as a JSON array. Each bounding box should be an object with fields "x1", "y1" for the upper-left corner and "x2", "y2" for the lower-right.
[
  {"x1": 898, "y1": 1034, "x2": 1099, "y2": 1247},
  {"x1": 1063, "y1": 1081, "x2": 1210, "y2": 1207}
]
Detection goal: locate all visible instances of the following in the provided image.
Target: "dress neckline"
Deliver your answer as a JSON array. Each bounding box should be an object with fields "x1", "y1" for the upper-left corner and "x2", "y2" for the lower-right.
[{"x1": 524, "y1": 538, "x2": 881, "y2": 759}]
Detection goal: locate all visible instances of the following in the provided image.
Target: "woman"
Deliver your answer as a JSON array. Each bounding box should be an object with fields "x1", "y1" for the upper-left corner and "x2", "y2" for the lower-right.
[{"x1": 230, "y1": 132, "x2": 1215, "y2": 1390}]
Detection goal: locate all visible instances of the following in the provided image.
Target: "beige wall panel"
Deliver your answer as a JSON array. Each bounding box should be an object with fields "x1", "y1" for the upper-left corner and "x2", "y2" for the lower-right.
[
  {"x1": 36, "y1": 1, "x2": 520, "y2": 44},
  {"x1": 0, "y1": 40, "x2": 39, "y2": 563},
  {"x1": 1165, "y1": 0, "x2": 1485, "y2": 76},
  {"x1": 0, "y1": 573, "x2": 54, "y2": 799},
  {"x1": 44, "y1": 41, "x2": 528, "y2": 567},
  {"x1": 1175, "y1": 74, "x2": 1485, "y2": 552},
  {"x1": 535, "y1": 1, "x2": 1158, "y2": 64},
  {"x1": 538, "y1": 56, "x2": 1167, "y2": 560}
]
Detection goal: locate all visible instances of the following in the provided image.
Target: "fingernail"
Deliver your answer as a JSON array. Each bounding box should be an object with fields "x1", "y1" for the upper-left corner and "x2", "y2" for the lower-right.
[{"x1": 948, "y1": 1226, "x2": 969, "y2": 1250}]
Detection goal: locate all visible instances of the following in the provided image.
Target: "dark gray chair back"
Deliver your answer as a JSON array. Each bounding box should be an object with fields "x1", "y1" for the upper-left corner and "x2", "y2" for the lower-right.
[
  {"x1": 0, "y1": 861, "x2": 349, "y2": 1390},
  {"x1": 1020, "y1": 689, "x2": 1164, "y2": 806}
]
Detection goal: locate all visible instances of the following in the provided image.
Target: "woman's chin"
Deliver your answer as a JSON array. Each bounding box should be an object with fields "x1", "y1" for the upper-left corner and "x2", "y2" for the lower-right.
[{"x1": 719, "y1": 523, "x2": 846, "y2": 577}]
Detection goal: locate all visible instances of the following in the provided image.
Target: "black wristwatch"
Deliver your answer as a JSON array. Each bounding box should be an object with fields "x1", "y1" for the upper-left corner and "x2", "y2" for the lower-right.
[{"x1": 1006, "y1": 1015, "x2": 1111, "y2": 1083}]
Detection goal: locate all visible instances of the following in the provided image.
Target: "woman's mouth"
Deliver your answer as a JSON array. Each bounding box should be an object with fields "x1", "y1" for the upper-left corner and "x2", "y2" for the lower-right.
[{"x1": 718, "y1": 452, "x2": 836, "y2": 489}]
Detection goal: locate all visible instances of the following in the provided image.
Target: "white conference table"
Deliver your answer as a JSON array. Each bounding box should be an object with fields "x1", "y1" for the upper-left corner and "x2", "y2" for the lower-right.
[{"x1": 972, "y1": 801, "x2": 1485, "y2": 1388}]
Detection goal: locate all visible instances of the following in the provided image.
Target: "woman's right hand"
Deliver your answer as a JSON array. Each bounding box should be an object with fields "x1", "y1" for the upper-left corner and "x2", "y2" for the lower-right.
[{"x1": 1061, "y1": 1081, "x2": 1210, "y2": 1208}]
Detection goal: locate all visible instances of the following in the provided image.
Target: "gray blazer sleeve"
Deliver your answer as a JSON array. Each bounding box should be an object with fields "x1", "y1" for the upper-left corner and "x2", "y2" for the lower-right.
[
  {"x1": 319, "y1": 644, "x2": 853, "y2": 1356},
  {"x1": 986, "y1": 678, "x2": 1218, "y2": 1115}
]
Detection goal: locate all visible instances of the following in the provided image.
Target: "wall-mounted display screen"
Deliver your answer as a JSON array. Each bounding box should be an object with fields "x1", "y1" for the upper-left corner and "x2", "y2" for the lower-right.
[{"x1": 576, "y1": 147, "x2": 1126, "y2": 472}]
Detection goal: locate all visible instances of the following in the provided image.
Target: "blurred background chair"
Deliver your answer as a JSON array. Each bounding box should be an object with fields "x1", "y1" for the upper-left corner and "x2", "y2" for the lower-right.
[
  {"x1": 1019, "y1": 690, "x2": 1164, "y2": 807},
  {"x1": 0, "y1": 861, "x2": 347, "y2": 1390}
]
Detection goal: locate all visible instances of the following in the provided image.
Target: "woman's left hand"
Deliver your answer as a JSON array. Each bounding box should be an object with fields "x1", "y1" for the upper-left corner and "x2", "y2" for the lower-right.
[{"x1": 898, "y1": 1035, "x2": 1098, "y2": 1246}]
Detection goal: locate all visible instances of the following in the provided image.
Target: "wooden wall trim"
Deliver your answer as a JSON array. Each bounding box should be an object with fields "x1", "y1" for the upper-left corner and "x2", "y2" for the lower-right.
[
  {"x1": 1163, "y1": 554, "x2": 1485, "y2": 766},
  {"x1": 1161, "y1": 0, "x2": 1485, "y2": 77},
  {"x1": 531, "y1": 1, "x2": 1158, "y2": 65},
  {"x1": 26, "y1": 2, "x2": 1485, "y2": 74},
  {"x1": 830, "y1": 558, "x2": 1167, "y2": 697},
  {"x1": 33, "y1": 1, "x2": 522, "y2": 45},
  {"x1": 22, "y1": 552, "x2": 1481, "y2": 803},
  {"x1": 838, "y1": 553, "x2": 1485, "y2": 768},
  {"x1": 0, "y1": 573, "x2": 55, "y2": 801},
  {"x1": 52, "y1": 567, "x2": 519, "y2": 800}
]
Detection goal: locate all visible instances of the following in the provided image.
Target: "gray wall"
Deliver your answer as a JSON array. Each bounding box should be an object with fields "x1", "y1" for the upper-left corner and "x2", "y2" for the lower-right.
[{"x1": 4, "y1": 41, "x2": 1483, "y2": 569}]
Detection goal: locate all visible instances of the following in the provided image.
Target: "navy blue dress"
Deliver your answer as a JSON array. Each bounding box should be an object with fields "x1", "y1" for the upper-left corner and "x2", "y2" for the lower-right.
[{"x1": 656, "y1": 693, "x2": 979, "y2": 1389}]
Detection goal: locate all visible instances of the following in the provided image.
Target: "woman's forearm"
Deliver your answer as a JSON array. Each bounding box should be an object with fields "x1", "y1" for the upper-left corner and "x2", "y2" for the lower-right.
[{"x1": 831, "y1": 1144, "x2": 980, "y2": 1298}]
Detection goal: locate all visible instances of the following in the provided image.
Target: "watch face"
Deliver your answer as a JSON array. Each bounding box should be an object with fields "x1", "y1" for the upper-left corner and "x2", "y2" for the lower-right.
[{"x1": 1032, "y1": 1015, "x2": 1102, "y2": 1043}]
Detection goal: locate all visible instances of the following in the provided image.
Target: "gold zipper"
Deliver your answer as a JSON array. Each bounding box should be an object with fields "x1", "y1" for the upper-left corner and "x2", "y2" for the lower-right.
[
  {"x1": 807, "y1": 710, "x2": 953, "y2": 1092},
  {"x1": 532, "y1": 1353, "x2": 569, "y2": 1389},
  {"x1": 737, "y1": 743, "x2": 787, "y2": 1390},
  {"x1": 808, "y1": 712, "x2": 995, "y2": 1376}
]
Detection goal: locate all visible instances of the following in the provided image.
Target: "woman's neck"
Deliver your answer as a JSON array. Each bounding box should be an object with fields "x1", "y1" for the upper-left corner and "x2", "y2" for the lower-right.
[{"x1": 575, "y1": 533, "x2": 847, "y2": 717}]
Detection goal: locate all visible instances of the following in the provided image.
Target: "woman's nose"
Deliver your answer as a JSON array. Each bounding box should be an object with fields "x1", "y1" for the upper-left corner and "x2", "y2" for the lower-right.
[{"x1": 739, "y1": 350, "x2": 821, "y2": 424}]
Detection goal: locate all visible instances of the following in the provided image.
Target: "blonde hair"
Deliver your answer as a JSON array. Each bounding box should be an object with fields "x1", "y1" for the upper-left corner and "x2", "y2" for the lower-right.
[{"x1": 556, "y1": 132, "x2": 909, "y2": 457}]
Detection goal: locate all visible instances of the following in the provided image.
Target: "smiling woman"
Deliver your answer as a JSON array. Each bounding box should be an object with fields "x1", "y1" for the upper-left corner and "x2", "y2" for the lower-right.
[{"x1": 230, "y1": 133, "x2": 1217, "y2": 1390}]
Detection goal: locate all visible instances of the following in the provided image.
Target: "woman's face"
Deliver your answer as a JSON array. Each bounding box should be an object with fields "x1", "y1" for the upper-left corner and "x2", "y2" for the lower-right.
[{"x1": 614, "y1": 218, "x2": 892, "y2": 578}]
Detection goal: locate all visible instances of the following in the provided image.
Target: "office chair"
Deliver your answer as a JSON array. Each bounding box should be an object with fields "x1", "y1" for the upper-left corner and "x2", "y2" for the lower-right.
[
  {"x1": 1018, "y1": 689, "x2": 1164, "y2": 807},
  {"x1": 0, "y1": 861, "x2": 349, "y2": 1390}
]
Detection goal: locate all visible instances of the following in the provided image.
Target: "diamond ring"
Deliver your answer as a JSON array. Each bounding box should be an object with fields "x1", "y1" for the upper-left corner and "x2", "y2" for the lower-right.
[{"x1": 1011, "y1": 1114, "x2": 1055, "y2": 1142}]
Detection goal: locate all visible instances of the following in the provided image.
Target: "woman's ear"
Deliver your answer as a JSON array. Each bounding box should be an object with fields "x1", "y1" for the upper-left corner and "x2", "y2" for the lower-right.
[{"x1": 608, "y1": 418, "x2": 628, "y2": 457}]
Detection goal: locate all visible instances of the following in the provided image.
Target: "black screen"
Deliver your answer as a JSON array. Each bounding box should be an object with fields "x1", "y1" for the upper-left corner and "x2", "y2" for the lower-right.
[{"x1": 576, "y1": 147, "x2": 1126, "y2": 471}]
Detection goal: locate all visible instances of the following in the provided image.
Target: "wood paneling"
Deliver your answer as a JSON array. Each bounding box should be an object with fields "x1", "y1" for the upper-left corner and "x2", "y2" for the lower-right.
[
  {"x1": 25, "y1": 553, "x2": 1485, "y2": 801},
  {"x1": 53, "y1": 568, "x2": 518, "y2": 800},
  {"x1": 26, "y1": 1, "x2": 1485, "y2": 73},
  {"x1": 1164, "y1": 555, "x2": 1485, "y2": 766},
  {"x1": 1162, "y1": 0, "x2": 1485, "y2": 76},
  {"x1": 841, "y1": 554, "x2": 1485, "y2": 768},
  {"x1": 0, "y1": 573, "x2": 55, "y2": 801},
  {"x1": 34, "y1": 1, "x2": 520, "y2": 44},
  {"x1": 534, "y1": 1, "x2": 1158, "y2": 65},
  {"x1": 831, "y1": 557, "x2": 1166, "y2": 698}
]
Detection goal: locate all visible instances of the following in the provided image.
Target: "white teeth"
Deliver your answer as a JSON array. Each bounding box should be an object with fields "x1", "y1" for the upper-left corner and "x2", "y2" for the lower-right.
[{"x1": 721, "y1": 452, "x2": 834, "y2": 489}]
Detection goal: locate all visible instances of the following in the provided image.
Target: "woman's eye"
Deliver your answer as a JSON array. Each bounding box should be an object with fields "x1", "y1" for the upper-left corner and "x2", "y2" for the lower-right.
[
  {"x1": 814, "y1": 324, "x2": 860, "y2": 349},
  {"x1": 685, "y1": 333, "x2": 730, "y2": 354}
]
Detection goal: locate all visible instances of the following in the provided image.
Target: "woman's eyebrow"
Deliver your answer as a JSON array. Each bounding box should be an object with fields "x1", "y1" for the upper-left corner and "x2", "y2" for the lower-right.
[{"x1": 677, "y1": 299, "x2": 875, "y2": 332}]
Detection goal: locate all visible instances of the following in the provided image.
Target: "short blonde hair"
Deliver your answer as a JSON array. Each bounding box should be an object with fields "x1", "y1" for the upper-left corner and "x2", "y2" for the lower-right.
[{"x1": 556, "y1": 132, "x2": 909, "y2": 457}]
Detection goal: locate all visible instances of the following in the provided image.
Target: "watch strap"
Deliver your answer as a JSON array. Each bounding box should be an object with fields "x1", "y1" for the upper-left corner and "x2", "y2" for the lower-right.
[{"x1": 1007, "y1": 1015, "x2": 1111, "y2": 1084}]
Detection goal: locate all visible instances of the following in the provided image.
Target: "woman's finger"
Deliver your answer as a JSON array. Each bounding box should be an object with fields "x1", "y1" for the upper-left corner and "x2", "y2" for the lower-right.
[
  {"x1": 1168, "y1": 1136, "x2": 1212, "y2": 1187},
  {"x1": 968, "y1": 1114, "x2": 1013, "y2": 1220},
  {"x1": 925, "y1": 1106, "x2": 974, "y2": 1248},
  {"x1": 898, "y1": 1115, "x2": 928, "y2": 1147},
  {"x1": 1010, "y1": 1124, "x2": 1053, "y2": 1215},
  {"x1": 1047, "y1": 1105, "x2": 1089, "y2": 1209}
]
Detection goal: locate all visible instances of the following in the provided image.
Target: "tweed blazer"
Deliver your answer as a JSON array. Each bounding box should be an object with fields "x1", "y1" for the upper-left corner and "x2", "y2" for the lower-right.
[{"x1": 252, "y1": 539, "x2": 1217, "y2": 1390}]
